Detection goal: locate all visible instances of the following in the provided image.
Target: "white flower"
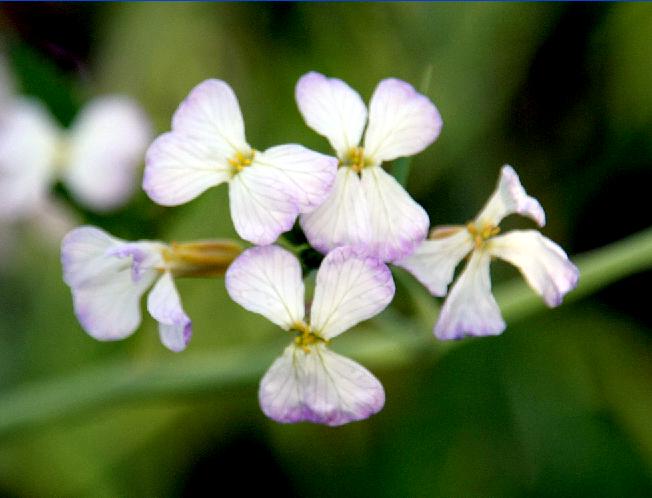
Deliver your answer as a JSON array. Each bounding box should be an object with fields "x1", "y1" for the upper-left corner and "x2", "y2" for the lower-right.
[
  {"x1": 226, "y1": 245, "x2": 395, "y2": 426},
  {"x1": 295, "y1": 72, "x2": 443, "y2": 262},
  {"x1": 143, "y1": 79, "x2": 338, "y2": 246},
  {"x1": 0, "y1": 96, "x2": 151, "y2": 220},
  {"x1": 398, "y1": 165, "x2": 579, "y2": 340},
  {"x1": 61, "y1": 226, "x2": 192, "y2": 352}
]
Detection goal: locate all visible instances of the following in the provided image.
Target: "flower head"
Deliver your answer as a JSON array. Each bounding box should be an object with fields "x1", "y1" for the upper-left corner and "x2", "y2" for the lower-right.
[
  {"x1": 61, "y1": 226, "x2": 241, "y2": 351},
  {"x1": 398, "y1": 165, "x2": 579, "y2": 340},
  {"x1": 226, "y1": 245, "x2": 395, "y2": 426},
  {"x1": 0, "y1": 96, "x2": 151, "y2": 220},
  {"x1": 143, "y1": 79, "x2": 338, "y2": 246},
  {"x1": 295, "y1": 72, "x2": 443, "y2": 262}
]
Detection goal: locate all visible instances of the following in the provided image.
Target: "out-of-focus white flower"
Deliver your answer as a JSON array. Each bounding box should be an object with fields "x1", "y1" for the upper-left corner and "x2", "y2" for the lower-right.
[
  {"x1": 226, "y1": 245, "x2": 395, "y2": 426},
  {"x1": 0, "y1": 96, "x2": 151, "y2": 221},
  {"x1": 62, "y1": 226, "x2": 241, "y2": 351},
  {"x1": 398, "y1": 165, "x2": 579, "y2": 340},
  {"x1": 143, "y1": 79, "x2": 338, "y2": 246},
  {"x1": 295, "y1": 72, "x2": 443, "y2": 262}
]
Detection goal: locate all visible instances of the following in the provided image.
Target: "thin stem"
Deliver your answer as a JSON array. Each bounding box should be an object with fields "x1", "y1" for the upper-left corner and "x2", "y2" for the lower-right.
[{"x1": 1, "y1": 227, "x2": 652, "y2": 437}]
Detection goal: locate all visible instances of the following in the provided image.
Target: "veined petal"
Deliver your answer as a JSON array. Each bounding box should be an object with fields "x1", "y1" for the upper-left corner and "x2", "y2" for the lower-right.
[
  {"x1": 254, "y1": 144, "x2": 337, "y2": 213},
  {"x1": 225, "y1": 245, "x2": 305, "y2": 330},
  {"x1": 475, "y1": 165, "x2": 545, "y2": 227},
  {"x1": 147, "y1": 272, "x2": 192, "y2": 352},
  {"x1": 396, "y1": 229, "x2": 474, "y2": 296},
  {"x1": 64, "y1": 96, "x2": 152, "y2": 211},
  {"x1": 435, "y1": 250, "x2": 505, "y2": 340},
  {"x1": 259, "y1": 343, "x2": 385, "y2": 426},
  {"x1": 0, "y1": 98, "x2": 59, "y2": 220},
  {"x1": 295, "y1": 71, "x2": 367, "y2": 157},
  {"x1": 229, "y1": 164, "x2": 300, "y2": 245},
  {"x1": 310, "y1": 246, "x2": 394, "y2": 340},
  {"x1": 143, "y1": 131, "x2": 231, "y2": 206},
  {"x1": 363, "y1": 78, "x2": 442, "y2": 164},
  {"x1": 171, "y1": 79, "x2": 248, "y2": 156},
  {"x1": 300, "y1": 167, "x2": 372, "y2": 254},
  {"x1": 488, "y1": 230, "x2": 579, "y2": 307},
  {"x1": 61, "y1": 226, "x2": 160, "y2": 341},
  {"x1": 361, "y1": 165, "x2": 430, "y2": 262}
]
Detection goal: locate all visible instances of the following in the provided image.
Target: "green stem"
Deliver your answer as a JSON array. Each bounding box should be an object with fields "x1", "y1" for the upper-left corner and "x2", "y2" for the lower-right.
[{"x1": 1, "y1": 227, "x2": 652, "y2": 437}]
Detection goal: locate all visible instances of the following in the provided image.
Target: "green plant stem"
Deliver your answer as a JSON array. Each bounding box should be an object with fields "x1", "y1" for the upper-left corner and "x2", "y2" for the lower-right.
[{"x1": 1, "y1": 227, "x2": 652, "y2": 437}]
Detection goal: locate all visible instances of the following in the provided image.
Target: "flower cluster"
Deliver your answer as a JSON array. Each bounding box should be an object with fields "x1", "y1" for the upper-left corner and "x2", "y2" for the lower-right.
[{"x1": 60, "y1": 71, "x2": 579, "y2": 426}]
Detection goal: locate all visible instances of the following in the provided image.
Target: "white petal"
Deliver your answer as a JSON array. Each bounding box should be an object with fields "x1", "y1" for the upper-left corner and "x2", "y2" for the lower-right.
[
  {"x1": 64, "y1": 96, "x2": 152, "y2": 211},
  {"x1": 300, "y1": 167, "x2": 372, "y2": 255},
  {"x1": 475, "y1": 165, "x2": 545, "y2": 227},
  {"x1": 295, "y1": 71, "x2": 367, "y2": 157},
  {"x1": 171, "y1": 79, "x2": 248, "y2": 156},
  {"x1": 259, "y1": 343, "x2": 385, "y2": 426},
  {"x1": 0, "y1": 98, "x2": 59, "y2": 220},
  {"x1": 143, "y1": 131, "x2": 231, "y2": 206},
  {"x1": 396, "y1": 229, "x2": 474, "y2": 296},
  {"x1": 225, "y1": 245, "x2": 305, "y2": 330},
  {"x1": 228, "y1": 164, "x2": 300, "y2": 245},
  {"x1": 361, "y1": 165, "x2": 430, "y2": 262},
  {"x1": 488, "y1": 230, "x2": 579, "y2": 307},
  {"x1": 61, "y1": 226, "x2": 161, "y2": 341},
  {"x1": 253, "y1": 144, "x2": 337, "y2": 213},
  {"x1": 435, "y1": 250, "x2": 505, "y2": 340},
  {"x1": 310, "y1": 246, "x2": 395, "y2": 340},
  {"x1": 363, "y1": 78, "x2": 442, "y2": 164},
  {"x1": 147, "y1": 272, "x2": 191, "y2": 352}
]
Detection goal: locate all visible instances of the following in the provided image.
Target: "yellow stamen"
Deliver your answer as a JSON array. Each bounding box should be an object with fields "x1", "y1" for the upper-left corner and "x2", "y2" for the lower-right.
[
  {"x1": 466, "y1": 222, "x2": 500, "y2": 249},
  {"x1": 340, "y1": 146, "x2": 368, "y2": 173},
  {"x1": 228, "y1": 150, "x2": 255, "y2": 174},
  {"x1": 291, "y1": 321, "x2": 327, "y2": 353}
]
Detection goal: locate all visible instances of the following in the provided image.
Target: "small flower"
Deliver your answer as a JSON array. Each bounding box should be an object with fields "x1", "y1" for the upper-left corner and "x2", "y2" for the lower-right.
[
  {"x1": 0, "y1": 96, "x2": 151, "y2": 220},
  {"x1": 143, "y1": 79, "x2": 338, "y2": 246},
  {"x1": 398, "y1": 165, "x2": 579, "y2": 340},
  {"x1": 295, "y1": 72, "x2": 443, "y2": 262},
  {"x1": 226, "y1": 245, "x2": 395, "y2": 426},
  {"x1": 61, "y1": 226, "x2": 242, "y2": 351}
]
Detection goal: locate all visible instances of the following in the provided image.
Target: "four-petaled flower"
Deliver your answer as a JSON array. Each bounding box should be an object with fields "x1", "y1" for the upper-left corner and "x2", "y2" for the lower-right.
[
  {"x1": 398, "y1": 165, "x2": 579, "y2": 340},
  {"x1": 226, "y1": 245, "x2": 395, "y2": 426},
  {"x1": 143, "y1": 79, "x2": 338, "y2": 246},
  {"x1": 62, "y1": 226, "x2": 240, "y2": 352},
  {"x1": 295, "y1": 71, "x2": 443, "y2": 262},
  {"x1": 0, "y1": 96, "x2": 151, "y2": 221}
]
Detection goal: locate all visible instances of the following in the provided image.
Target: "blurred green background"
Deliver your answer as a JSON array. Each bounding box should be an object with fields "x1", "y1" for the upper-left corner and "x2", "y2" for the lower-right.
[{"x1": 0, "y1": 2, "x2": 651, "y2": 497}]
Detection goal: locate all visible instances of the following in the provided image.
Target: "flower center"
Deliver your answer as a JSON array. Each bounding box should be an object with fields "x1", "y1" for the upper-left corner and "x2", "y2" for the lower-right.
[
  {"x1": 466, "y1": 222, "x2": 500, "y2": 249},
  {"x1": 340, "y1": 146, "x2": 370, "y2": 173},
  {"x1": 228, "y1": 149, "x2": 255, "y2": 174},
  {"x1": 291, "y1": 321, "x2": 327, "y2": 352}
]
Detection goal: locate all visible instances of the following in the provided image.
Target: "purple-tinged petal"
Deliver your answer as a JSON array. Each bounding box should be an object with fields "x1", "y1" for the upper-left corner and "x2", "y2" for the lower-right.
[
  {"x1": 310, "y1": 246, "x2": 395, "y2": 340},
  {"x1": 171, "y1": 79, "x2": 248, "y2": 156},
  {"x1": 488, "y1": 230, "x2": 579, "y2": 307},
  {"x1": 147, "y1": 272, "x2": 192, "y2": 352},
  {"x1": 435, "y1": 250, "x2": 505, "y2": 340},
  {"x1": 254, "y1": 144, "x2": 337, "y2": 213},
  {"x1": 363, "y1": 78, "x2": 442, "y2": 164},
  {"x1": 64, "y1": 96, "x2": 152, "y2": 211},
  {"x1": 228, "y1": 164, "x2": 300, "y2": 245},
  {"x1": 396, "y1": 228, "x2": 474, "y2": 296},
  {"x1": 0, "y1": 98, "x2": 59, "y2": 221},
  {"x1": 295, "y1": 71, "x2": 367, "y2": 157},
  {"x1": 360, "y1": 165, "x2": 430, "y2": 262},
  {"x1": 225, "y1": 245, "x2": 305, "y2": 330},
  {"x1": 475, "y1": 165, "x2": 545, "y2": 227},
  {"x1": 300, "y1": 167, "x2": 372, "y2": 255},
  {"x1": 143, "y1": 131, "x2": 231, "y2": 206},
  {"x1": 259, "y1": 343, "x2": 385, "y2": 426},
  {"x1": 61, "y1": 226, "x2": 159, "y2": 341}
]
